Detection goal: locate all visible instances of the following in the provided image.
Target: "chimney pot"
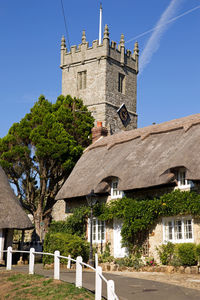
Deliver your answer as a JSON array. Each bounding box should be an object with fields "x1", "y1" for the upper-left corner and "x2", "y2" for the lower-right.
[{"x1": 97, "y1": 121, "x2": 102, "y2": 128}]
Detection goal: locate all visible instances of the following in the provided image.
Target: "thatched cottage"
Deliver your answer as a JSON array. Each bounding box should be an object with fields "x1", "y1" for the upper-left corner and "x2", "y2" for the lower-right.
[
  {"x1": 0, "y1": 166, "x2": 32, "y2": 263},
  {"x1": 54, "y1": 113, "x2": 200, "y2": 258}
]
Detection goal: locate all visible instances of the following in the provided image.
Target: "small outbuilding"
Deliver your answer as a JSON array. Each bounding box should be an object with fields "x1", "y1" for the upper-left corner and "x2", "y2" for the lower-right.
[{"x1": 0, "y1": 166, "x2": 33, "y2": 263}]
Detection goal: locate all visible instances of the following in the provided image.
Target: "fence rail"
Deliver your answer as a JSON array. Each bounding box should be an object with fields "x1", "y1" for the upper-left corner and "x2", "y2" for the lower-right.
[{"x1": 1, "y1": 247, "x2": 119, "y2": 300}]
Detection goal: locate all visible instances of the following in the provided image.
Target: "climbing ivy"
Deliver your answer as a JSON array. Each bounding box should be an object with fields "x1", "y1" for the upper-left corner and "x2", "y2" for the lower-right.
[{"x1": 96, "y1": 190, "x2": 200, "y2": 251}]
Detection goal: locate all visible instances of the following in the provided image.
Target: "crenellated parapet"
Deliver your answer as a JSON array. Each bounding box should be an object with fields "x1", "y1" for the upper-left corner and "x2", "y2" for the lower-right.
[{"x1": 60, "y1": 25, "x2": 139, "y2": 74}]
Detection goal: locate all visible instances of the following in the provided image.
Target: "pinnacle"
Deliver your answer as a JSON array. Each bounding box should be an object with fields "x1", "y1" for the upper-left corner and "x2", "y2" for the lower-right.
[
  {"x1": 82, "y1": 30, "x2": 86, "y2": 43},
  {"x1": 103, "y1": 24, "x2": 109, "y2": 39}
]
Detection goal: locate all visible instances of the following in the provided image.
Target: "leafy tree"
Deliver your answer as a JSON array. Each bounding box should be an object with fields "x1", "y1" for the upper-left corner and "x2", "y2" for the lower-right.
[{"x1": 0, "y1": 95, "x2": 94, "y2": 240}]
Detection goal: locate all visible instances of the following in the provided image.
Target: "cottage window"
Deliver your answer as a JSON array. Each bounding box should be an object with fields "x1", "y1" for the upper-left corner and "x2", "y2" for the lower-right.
[
  {"x1": 77, "y1": 71, "x2": 87, "y2": 90},
  {"x1": 163, "y1": 217, "x2": 193, "y2": 243},
  {"x1": 118, "y1": 73, "x2": 125, "y2": 94},
  {"x1": 88, "y1": 218, "x2": 105, "y2": 243},
  {"x1": 111, "y1": 179, "x2": 124, "y2": 199},
  {"x1": 175, "y1": 168, "x2": 194, "y2": 190}
]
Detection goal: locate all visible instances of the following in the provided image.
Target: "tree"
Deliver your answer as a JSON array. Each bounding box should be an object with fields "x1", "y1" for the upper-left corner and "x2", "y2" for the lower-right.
[{"x1": 0, "y1": 95, "x2": 94, "y2": 240}]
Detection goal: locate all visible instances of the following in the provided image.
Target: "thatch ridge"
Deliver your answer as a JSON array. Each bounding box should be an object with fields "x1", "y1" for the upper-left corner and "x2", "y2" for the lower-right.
[{"x1": 86, "y1": 113, "x2": 200, "y2": 151}]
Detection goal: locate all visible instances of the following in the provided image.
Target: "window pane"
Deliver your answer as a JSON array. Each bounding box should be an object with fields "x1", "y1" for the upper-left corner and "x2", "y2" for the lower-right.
[
  {"x1": 98, "y1": 220, "x2": 101, "y2": 240},
  {"x1": 92, "y1": 219, "x2": 96, "y2": 241},
  {"x1": 165, "y1": 221, "x2": 173, "y2": 240},
  {"x1": 184, "y1": 219, "x2": 193, "y2": 239},
  {"x1": 168, "y1": 221, "x2": 173, "y2": 240},
  {"x1": 180, "y1": 171, "x2": 186, "y2": 186},
  {"x1": 174, "y1": 220, "x2": 182, "y2": 240},
  {"x1": 101, "y1": 222, "x2": 105, "y2": 240}
]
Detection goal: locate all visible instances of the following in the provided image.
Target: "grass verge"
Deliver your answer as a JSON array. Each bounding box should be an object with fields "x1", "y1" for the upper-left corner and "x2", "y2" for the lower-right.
[{"x1": 0, "y1": 271, "x2": 94, "y2": 299}]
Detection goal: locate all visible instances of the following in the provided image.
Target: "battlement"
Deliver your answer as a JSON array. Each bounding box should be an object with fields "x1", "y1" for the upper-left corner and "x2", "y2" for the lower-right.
[{"x1": 60, "y1": 25, "x2": 139, "y2": 73}]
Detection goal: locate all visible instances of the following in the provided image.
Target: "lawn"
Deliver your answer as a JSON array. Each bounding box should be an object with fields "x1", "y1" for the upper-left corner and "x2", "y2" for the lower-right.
[{"x1": 0, "y1": 271, "x2": 94, "y2": 299}]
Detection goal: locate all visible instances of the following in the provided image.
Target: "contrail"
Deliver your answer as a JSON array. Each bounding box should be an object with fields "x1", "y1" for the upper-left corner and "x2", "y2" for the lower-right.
[
  {"x1": 126, "y1": 4, "x2": 200, "y2": 43},
  {"x1": 139, "y1": 0, "x2": 184, "y2": 74}
]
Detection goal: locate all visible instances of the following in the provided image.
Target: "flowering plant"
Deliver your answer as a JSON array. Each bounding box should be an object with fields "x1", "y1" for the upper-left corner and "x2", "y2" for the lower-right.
[{"x1": 146, "y1": 257, "x2": 156, "y2": 266}]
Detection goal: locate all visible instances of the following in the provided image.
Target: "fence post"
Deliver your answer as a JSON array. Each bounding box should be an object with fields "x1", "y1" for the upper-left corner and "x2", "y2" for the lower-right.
[
  {"x1": 67, "y1": 255, "x2": 71, "y2": 269},
  {"x1": 95, "y1": 253, "x2": 98, "y2": 269},
  {"x1": 29, "y1": 248, "x2": 35, "y2": 275},
  {"x1": 76, "y1": 256, "x2": 82, "y2": 288},
  {"x1": 107, "y1": 280, "x2": 115, "y2": 300},
  {"x1": 54, "y1": 250, "x2": 60, "y2": 280},
  {"x1": 95, "y1": 266, "x2": 102, "y2": 300},
  {"x1": 6, "y1": 246, "x2": 12, "y2": 270}
]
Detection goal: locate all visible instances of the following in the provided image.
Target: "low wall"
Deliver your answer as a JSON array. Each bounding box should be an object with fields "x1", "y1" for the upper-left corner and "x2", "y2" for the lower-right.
[{"x1": 100, "y1": 263, "x2": 200, "y2": 274}]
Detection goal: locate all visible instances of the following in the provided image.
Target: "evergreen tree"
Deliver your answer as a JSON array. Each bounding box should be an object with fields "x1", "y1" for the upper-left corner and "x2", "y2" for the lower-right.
[{"x1": 0, "y1": 95, "x2": 94, "y2": 240}]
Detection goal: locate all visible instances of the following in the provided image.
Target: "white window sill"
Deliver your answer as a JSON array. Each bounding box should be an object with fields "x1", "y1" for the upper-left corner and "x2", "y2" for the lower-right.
[
  {"x1": 174, "y1": 185, "x2": 194, "y2": 191},
  {"x1": 111, "y1": 191, "x2": 124, "y2": 200},
  {"x1": 164, "y1": 238, "x2": 194, "y2": 244},
  {"x1": 91, "y1": 240, "x2": 106, "y2": 244}
]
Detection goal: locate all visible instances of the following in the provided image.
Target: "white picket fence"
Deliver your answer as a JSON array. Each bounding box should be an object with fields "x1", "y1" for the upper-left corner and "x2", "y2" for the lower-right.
[{"x1": 1, "y1": 247, "x2": 119, "y2": 300}]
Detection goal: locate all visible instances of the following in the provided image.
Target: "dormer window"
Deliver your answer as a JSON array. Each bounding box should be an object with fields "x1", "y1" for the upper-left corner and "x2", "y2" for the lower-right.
[
  {"x1": 111, "y1": 179, "x2": 124, "y2": 199},
  {"x1": 174, "y1": 168, "x2": 194, "y2": 190}
]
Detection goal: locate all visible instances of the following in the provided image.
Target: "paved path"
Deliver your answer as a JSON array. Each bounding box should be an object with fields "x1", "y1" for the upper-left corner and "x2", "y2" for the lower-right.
[{"x1": 3, "y1": 264, "x2": 200, "y2": 300}]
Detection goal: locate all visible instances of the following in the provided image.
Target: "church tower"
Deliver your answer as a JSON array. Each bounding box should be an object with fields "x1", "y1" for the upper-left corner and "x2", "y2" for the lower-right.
[{"x1": 60, "y1": 25, "x2": 139, "y2": 133}]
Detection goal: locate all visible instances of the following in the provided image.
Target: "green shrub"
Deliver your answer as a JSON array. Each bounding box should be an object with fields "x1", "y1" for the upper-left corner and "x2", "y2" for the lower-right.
[
  {"x1": 43, "y1": 232, "x2": 89, "y2": 265},
  {"x1": 114, "y1": 255, "x2": 144, "y2": 269},
  {"x1": 170, "y1": 253, "x2": 182, "y2": 267},
  {"x1": 49, "y1": 206, "x2": 88, "y2": 238},
  {"x1": 177, "y1": 243, "x2": 197, "y2": 266},
  {"x1": 156, "y1": 242, "x2": 175, "y2": 265},
  {"x1": 195, "y1": 244, "x2": 200, "y2": 263},
  {"x1": 98, "y1": 242, "x2": 114, "y2": 263}
]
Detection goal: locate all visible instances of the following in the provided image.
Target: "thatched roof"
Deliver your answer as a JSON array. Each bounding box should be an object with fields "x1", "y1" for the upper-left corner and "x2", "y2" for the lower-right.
[
  {"x1": 0, "y1": 166, "x2": 33, "y2": 229},
  {"x1": 56, "y1": 114, "x2": 200, "y2": 200}
]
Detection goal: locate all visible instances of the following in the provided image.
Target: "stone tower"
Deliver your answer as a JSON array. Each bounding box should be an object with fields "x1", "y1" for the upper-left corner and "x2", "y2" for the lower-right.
[{"x1": 60, "y1": 25, "x2": 139, "y2": 133}]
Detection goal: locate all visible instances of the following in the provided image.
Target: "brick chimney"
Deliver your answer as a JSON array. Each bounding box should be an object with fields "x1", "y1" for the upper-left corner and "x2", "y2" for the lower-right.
[{"x1": 92, "y1": 121, "x2": 108, "y2": 143}]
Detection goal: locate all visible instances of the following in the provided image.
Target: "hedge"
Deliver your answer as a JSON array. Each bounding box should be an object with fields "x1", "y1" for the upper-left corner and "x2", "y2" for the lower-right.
[
  {"x1": 43, "y1": 232, "x2": 90, "y2": 265},
  {"x1": 157, "y1": 242, "x2": 199, "y2": 266}
]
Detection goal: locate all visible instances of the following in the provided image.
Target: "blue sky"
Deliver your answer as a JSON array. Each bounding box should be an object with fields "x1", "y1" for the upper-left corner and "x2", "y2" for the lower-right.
[{"x1": 0, "y1": 0, "x2": 200, "y2": 137}]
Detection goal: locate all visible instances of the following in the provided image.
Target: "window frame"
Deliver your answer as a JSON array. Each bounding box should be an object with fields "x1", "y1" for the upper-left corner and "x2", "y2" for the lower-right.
[
  {"x1": 88, "y1": 218, "x2": 106, "y2": 244},
  {"x1": 162, "y1": 216, "x2": 194, "y2": 243},
  {"x1": 177, "y1": 168, "x2": 194, "y2": 189},
  {"x1": 111, "y1": 179, "x2": 124, "y2": 199}
]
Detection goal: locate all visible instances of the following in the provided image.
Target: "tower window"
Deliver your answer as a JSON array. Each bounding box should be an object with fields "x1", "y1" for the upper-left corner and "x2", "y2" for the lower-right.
[
  {"x1": 77, "y1": 71, "x2": 87, "y2": 90},
  {"x1": 118, "y1": 73, "x2": 125, "y2": 94}
]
